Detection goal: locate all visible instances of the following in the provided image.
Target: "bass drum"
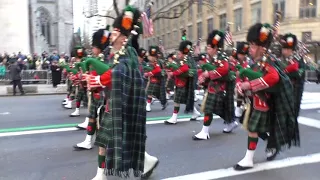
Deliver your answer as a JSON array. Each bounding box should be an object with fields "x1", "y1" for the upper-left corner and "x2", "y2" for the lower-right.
[{"x1": 96, "y1": 105, "x2": 105, "y2": 130}]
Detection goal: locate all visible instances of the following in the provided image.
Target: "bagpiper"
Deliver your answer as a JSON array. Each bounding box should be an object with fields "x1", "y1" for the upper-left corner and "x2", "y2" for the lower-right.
[
  {"x1": 193, "y1": 30, "x2": 237, "y2": 140},
  {"x1": 73, "y1": 26, "x2": 111, "y2": 150},
  {"x1": 164, "y1": 40, "x2": 200, "y2": 125},
  {"x1": 69, "y1": 46, "x2": 88, "y2": 116},
  {"x1": 87, "y1": 6, "x2": 158, "y2": 179},
  {"x1": 62, "y1": 57, "x2": 77, "y2": 107},
  {"x1": 234, "y1": 23, "x2": 299, "y2": 170},
  {"x1": 164, "y1": 53, "x2": 177, "y2": 100},
  {"x1": 232, "y1": 42, "x2": 250, "y2": 122},
  {"x1": 279, "y1": 33, "x2": 305, "y2": 120},
  {"x1": 145, "y1": 46, "x2": 168, "y2": 112}
]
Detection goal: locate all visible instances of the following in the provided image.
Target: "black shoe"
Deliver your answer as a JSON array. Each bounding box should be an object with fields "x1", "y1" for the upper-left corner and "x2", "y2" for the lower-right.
[
  {"x1": 161, "y1": 102, "x2": 168, "y2": 110},
  {"x1": 266, "y1": 148, "x2": 279, "y2": 161},
  {"x1": 233, "y1": 164, "x2": 253, "y2": 171}
]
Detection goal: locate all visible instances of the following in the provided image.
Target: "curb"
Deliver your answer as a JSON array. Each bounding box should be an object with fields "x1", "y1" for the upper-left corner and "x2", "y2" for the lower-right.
[{"x1": 0, "y1": 92, "x2": 67, "y2": 97}]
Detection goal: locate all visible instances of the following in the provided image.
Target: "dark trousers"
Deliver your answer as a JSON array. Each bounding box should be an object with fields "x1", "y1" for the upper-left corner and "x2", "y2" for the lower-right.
[{"x1": 12, "y1": 80, "x2": 24, "y2": 95}]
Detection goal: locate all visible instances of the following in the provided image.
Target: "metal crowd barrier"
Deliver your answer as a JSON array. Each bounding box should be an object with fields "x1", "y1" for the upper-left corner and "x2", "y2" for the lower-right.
[
  {"x1": 0, "y1": 70, "x2": 51, "y2": 84},
  {"x1": 0, "y1": 69, "x2": 318, "y2": 84},
  {"x1": 305, "y1": 70, "x2": 318, "y2": 82}
]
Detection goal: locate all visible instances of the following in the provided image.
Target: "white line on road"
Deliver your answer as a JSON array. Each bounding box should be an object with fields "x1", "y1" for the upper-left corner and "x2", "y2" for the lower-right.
[
  {"x1": 0, "y1": 127, "x2": 79, "y2": 137},
  {"x1": 0, "y1": 112, "x2": 10, "y2": 115},
  {"x1": 0, "y1": 116, "x2": 218, "y2": 137},
  {"x1": 0, "y1": 116, "x2": 317, "y2": 137},
  {"x1": 163, "y1": 152, "x2": 320, "y2": 180},
  {"x1": 298, "y1": 117, "x2": 320, "y2": 129}
]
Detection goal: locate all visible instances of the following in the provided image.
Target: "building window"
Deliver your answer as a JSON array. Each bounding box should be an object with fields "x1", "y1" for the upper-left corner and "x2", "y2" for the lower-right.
[
  {"x1": 251, "y1": 2, "x2": 261, "y2": 24},
  {"x1": 37, "y1": 7, "x2": 52, "y2": 45},
  {"x1": 302, "y1": 32, "x2": 312, "y2": 42},
  {"x1": 162, "y1": 35, "x2": 165, "y2": 46},
  {"x1": 273, "y1": 0, "x2": 285, "y2": 19},
  {"x1": 299, "y1": 0, "x2": 317, "y2": 18},
  {"x1": 209, "y1": 0, "x2": 215, "y2": 6},
  {"x1": 219, "y1": 14, "x2": 227, "y2": 30},
  {"x1": 233, "y1": 0, "x2": 241, "y2": 3},
  {"x1": 234, "y1": 8, "x2": 242, "y2": 32},
  {"x1": 189, "y1": 2, "x2": 193, "y2": 17},
  {"x1": 197, "y1": 22, "x2": 202, "y2": 39},
  {"x1": 207, "y1": 18, "x2": 214, "y2": 34},
  {"x1": 188, "y1": 25, "x2": 193, "y2": 41},
  {"x1": 198, "y1": 0, "x2": 203, "y2": 13},
  {"x1": 174, "y1": 30, "x2": 178, "y2": 44}
]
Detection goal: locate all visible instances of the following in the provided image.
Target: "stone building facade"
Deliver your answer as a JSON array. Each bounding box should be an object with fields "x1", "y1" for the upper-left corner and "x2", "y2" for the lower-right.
[
  {"x1": 0, "y1": 0, "x2": 74, "y2": 55},
  {"x1": 29, "y1": 0, "x2": 74, "y2": 55},
  {"x1": 140, "y1": 0, "x2": 320, "y2": 62}
]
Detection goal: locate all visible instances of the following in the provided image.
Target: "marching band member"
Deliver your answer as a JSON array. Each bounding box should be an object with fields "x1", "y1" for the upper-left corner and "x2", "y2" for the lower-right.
[
  {"x1": 165, "y1": 53, "x2": 177, "y2": 100},
  {"x1": 62, "y1": 57, "x2": 76, "y2": 106},
  {"x1": 73, "y1": 27, "x2": 110, "y2": 149},
  {"x1": 87, "y1": 6, "x2": 158, "y2": 179},
  {"x1": 193, "y1": 30, "x2": 237, "y2": 140},
  {"x1": 232, "y1": 42, "x2": 250, "y2": 123},
  {"x1": 164, "y1": 40, "x2": 199, "y2": 125},
  {"x1": 145, "y1": 46, "x2": 168, "y2": 112},
  {"x1": 69, "y1": 46, "x2": 87, "y2": 116},
  {"x1": 234, "y1": 23, "x2": 299, "y2": 170},
  {"x1": 280, "y1": 33, "x2": 305, "y2": 120}
]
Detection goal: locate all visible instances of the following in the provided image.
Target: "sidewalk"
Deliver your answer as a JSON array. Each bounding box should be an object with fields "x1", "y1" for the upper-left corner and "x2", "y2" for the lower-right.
[{"x1": 0, "y1": 84, "x2": 67, "y2": 96}]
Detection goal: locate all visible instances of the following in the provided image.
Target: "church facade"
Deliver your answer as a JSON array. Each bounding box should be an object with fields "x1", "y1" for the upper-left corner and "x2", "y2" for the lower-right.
[
  {"x1": 29, "y1": 0, "x2": 74, "y2": 55},
  {"x1": 0, "y1": 0, "x2": 74, "y2": 55}
]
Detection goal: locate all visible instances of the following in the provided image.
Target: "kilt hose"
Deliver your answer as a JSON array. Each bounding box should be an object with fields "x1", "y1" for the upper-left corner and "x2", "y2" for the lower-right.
[
  {"x1": 174, "y1": 87, "x2": 188, "y2": 104},
  {"x1": 88, "y1": 92, "x2": 105, "y2": 119},
  {"x1": 147, "y1": 82, "x2": 160, "y2": 98},
  {"x1": 203, "y1": 91, "x2": 225, "y2": 118}
]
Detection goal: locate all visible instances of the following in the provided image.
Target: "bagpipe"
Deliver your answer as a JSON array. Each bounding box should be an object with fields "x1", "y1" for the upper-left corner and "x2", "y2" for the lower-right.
[{"x1": 199, "y1": 51, "x2": 236, "y2": 84}]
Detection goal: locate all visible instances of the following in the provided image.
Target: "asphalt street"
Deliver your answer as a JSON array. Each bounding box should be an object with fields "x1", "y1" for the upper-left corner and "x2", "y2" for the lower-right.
[{"x1": 0, "y1": 84, "x2": 320, "y2": 180}]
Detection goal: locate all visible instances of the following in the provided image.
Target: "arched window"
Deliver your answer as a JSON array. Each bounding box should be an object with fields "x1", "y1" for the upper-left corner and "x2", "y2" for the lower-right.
[{"x1": 37, "y1": 7, "x2": 52, "y2": 45}]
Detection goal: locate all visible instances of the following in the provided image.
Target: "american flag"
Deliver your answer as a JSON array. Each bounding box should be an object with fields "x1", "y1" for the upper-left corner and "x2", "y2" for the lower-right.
[
  {"x1": 273, "y1": 11, "x2": 281, "y2": 37},
  {"x1": 193, "y1": 38, "x2": 201, "y2": 55},
  {"x1": 141, "y1": 2, "x2": 154, "y2": 37},
  {"x1": 225, "y1": 24, "x2": 233, "y2": 46}
]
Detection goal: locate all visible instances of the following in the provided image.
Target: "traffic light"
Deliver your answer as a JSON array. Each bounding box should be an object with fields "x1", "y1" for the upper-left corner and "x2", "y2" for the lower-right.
[{"x1": 181, "y1": 29, "x2": 187, "y2": 41}]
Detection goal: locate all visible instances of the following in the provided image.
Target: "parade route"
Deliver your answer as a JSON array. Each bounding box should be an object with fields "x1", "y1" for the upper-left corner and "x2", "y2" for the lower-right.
[{"x1": 1, "y1": 93, "x2": 320, "y2": 180}]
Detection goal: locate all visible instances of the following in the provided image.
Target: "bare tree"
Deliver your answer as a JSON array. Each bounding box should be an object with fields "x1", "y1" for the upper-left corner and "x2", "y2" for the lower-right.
[
  {"x1": 82, "y1": 33, "x2": 91, "y2": 50},
  {"x1": 83, "y1": 0, "x2": 215, "y2": 22},
  {"x1": 152, "y1": 0, "x2": 216, "y2": 22}
]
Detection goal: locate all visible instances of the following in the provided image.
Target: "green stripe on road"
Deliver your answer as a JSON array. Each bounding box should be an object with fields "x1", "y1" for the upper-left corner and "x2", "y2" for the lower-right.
[{"x1": 0, "y1": 115, "x2": 199, "y2": 133}]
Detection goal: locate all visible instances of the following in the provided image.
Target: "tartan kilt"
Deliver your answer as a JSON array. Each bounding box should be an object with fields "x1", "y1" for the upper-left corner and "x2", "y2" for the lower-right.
[
  {"x1": 67, "y1": 79, "x2": 73, "y2": 92},
  {"x1": 166, "y1": 79, "x2": 175, "y2": 91},
  {"x1": 204, "y1": 92, "x2": 225, "y2": 117},
  {"x1": 88, "y1": 92, "x2": 105, "y2": 119},
  {"x1": 95, "y1": 109, "x2": 110, "y2": 147},
  {"x1": 247, "y1": 109, "x2": 269, "y2": 133},
  {"x1": 76, "y1": 88, "x2": 85, "y2": 101},
  {"x1": 174, "y1": 87, "x2": 188, "y2": 104},
  {"x1": 147, "y1": 82, "x2": 160, "y2": 98},
  {"x1": 293, "y1": 80, "x2": 304, "y2": 117}
]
